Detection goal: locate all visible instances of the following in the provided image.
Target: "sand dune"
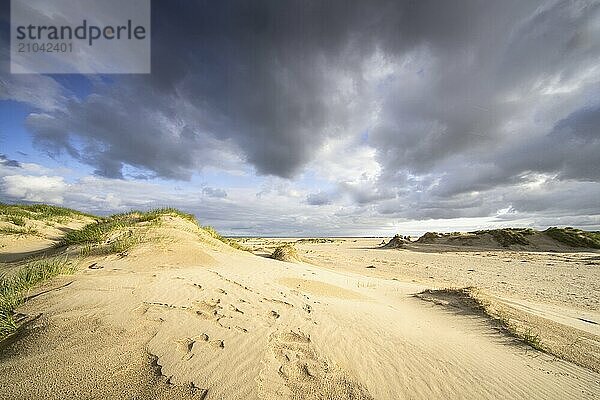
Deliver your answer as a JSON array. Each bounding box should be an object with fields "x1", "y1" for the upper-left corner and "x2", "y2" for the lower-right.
[{"x1": 1, "y1": 212, "x2": 599, "y2": 399}]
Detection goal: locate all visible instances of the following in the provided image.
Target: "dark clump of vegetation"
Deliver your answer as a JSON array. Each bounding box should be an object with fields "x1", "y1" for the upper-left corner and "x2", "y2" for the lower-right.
[
  {"x1": 474, "y1": 228, "x2": 534, "y2": 248},
  {"x1": 0, "y1": 257, "x2": 77, "y2": 338},
  {"x1": 271, "y1": 244, "x2": 301, "y2": 262},
  {"x1": 6, "y1": 215, "x2": 26, "y2": 226},
  {"x1": 544, "y1": 227, "x2": 600, "y2": 249},
  {"x1": 296, "y1": 238, "x2": 336, "y2": 244}
]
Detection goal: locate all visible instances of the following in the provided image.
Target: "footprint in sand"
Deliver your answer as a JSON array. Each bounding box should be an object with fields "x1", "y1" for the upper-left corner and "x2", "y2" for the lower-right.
[
  {"x1": 176, "y1": 337, "x2": 195, "y2": 354},
  {"x1": 193, "y1": 299, "x2": 222, "y2": 319},
  {"x1": 263, "y1": 298, "x2": 294, "y2": 308},
  {"x1": 175, "y1": 337, "x2": 197, "y2": 360},
  {"x1": 190, "y1": 333, "x2": 224, "y2": 350},
  {"x1": 267, "y1": 330, "x2": 372, "y2": 399},
  {"x1": 197, "y1": 333, "x2": 209, "y2": 342},
  {"x1": 228, "y1": 304, "x2": 244, "y2": 314}
]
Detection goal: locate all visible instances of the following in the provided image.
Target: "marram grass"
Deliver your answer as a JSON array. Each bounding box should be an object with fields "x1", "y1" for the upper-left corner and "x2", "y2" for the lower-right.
[{"x1": 0, "y1": 257, "x2": 77, "y2": 338}]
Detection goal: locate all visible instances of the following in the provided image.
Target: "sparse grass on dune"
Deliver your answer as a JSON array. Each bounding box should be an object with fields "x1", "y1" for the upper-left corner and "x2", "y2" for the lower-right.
[
  {"x1": 0, "y1": 256, "x2": 77, "y2": 338},
  {"x1": 416, "y1": 287, "x2": 545, "y2": 351},
  {"x1": 60, "y1": 207, "x2": 249, "y2": 253},
  {"x1": 6, "y1": 215, "x2": 26, "y2": 226},
  {"x1": 60, "y1": 208, "x2": 189, "y2": 246},
  {"x1": 0, "y1": 206, "x2": 248, "y2": 340},
  {"x1": 416, "y1": 227, "x2": 600, "y2": 249},
  {"x1": 60, "y1": 210, "x2": 169, "y2": 254},
  {"x1": 544, "y1": 227, "x2": 600, "y2": 249},
  {"x1": 0, "y1": 203, "x2": 96, "y2": 222},
  {"x1": 60, "y1": 217, "x2": 132, "y2": 247},
  {"x1": 439, "y1": 228, "x2": 534, "y2": 247},
  {"x1": 202, "y1": 225, "x2": 251, "y2": 251},
  {"x1": 521, "y1": 328, "x2": 543, "y2": 351},
  {"x1": 0, "y1": 226, "x2": 40, "y2": 236},
  {"x1": 0, "y1": 203, "x2": 97, "y2": 238},
  {"x1": 77, "y1": 232, "x2": 144, "y2": 257},
  {"x1": 476, "y1": 228, "x2": 534, "y2": 247}
]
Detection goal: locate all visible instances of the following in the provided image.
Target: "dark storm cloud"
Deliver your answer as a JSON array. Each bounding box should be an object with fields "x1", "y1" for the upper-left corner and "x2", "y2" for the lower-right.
[
  {"x1": 2, "y1": 0, "x2": 600, "y2": 224},
  {"x1": 24, "y1": 89, "x2": 240, "y2": 180},
  {"x1": 429, "y1": 103, "x2": 600, "y2": 198},
  {"x1": 9, "y1": 0, "x2": 532, "y2": 180},
  {"x1": 0, "y1": 154, "x2": 21, "y2": 168},
  {"x1": 306, "y1": 191, "x2": 331, "y2": 206},
  {"x1": 512, "y1": 105, "x2": 600, "y2": 181},
  {"x1": 369, "y1": 0, "x2": 600, "y2": 177},
  {"x1": 203, "y1": 186, "x2": 228, "y2": 199}
]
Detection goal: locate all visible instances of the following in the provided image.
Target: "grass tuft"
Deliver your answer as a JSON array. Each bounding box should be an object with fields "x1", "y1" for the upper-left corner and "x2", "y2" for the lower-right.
[
  {"x1": 109, "y1": 233, "x2": 142, "y2": 253},
  {"x1": 6, "y1": 215, "x2": 26, "y2": 226},
  {"x1": 0, "y1": 257, "x2": 77, "y2": 338},
  {"x1": 271, "y1": 244, "x2": 301, "y2": 262},
  {"x1": 522, "y1": 328, "x2": 543, "y2": 351}
]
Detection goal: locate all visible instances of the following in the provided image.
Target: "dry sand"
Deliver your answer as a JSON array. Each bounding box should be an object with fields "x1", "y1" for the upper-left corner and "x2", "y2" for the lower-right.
[{"x1": 1, "y1": 219, "x2": 599, "y2": 399}]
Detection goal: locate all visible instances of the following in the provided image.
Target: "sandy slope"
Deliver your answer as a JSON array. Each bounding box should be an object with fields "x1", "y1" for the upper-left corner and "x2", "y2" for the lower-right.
[
  {"x1": 0, "y1": 216, "x2": 93, "y2": 265},
  {"x1": 1, "y1": 220, "x2": 599, "y2": 399}
]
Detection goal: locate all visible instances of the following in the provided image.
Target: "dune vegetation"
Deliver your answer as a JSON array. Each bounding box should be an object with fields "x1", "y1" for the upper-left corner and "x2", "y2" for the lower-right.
[
  {"x1": 0, "y1": 203, "x2": 95, "y2": 222},
  {"x1": 0, "y1": 205, "x2": 247, "y2": 340},
  {"x1": 413, "y1": 227, "x2": 600, "y2": 250},
  {"x1": 0, "y1": 257, "x2": 77, "y2": 338},
  {"x1": 474, "y1": 228, "x2": 534, "y2": 247},
  {"x1": 416, "y1": 287, "x2": 544, "y2": 351},
  {"x1": 544, "y1": 227, "x2": 600, "y2": 249},
  {"x1": 271, "y1": 244, "x2": 301, "y2": 262}
]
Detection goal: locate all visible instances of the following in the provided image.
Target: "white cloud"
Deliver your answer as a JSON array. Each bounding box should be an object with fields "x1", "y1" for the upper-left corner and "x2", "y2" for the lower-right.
[{"x1": 2, "y1": 175, "x2": 67, "y2": 204}]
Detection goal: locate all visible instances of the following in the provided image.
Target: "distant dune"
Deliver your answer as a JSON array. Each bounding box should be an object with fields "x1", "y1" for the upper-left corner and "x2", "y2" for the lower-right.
[
  {"x1": 0, "y1": 204, "x2": 598, "y2": 399},
  {"x1": 411, "y1": 227, "x2": 600, "y2": 251}
]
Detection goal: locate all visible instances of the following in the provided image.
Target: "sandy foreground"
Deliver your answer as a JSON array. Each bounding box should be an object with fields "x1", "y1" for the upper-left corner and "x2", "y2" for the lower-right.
[{"x1": 1, "y1": 217, "x2": 599, "y2": 399}]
